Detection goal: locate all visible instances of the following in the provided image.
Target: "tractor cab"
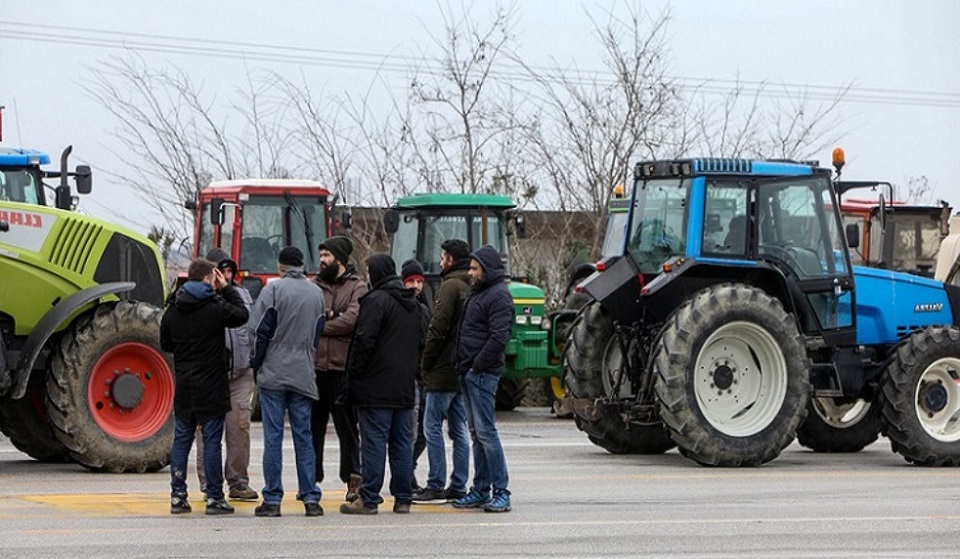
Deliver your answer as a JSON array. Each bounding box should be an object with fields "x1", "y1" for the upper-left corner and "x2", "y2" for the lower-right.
[
  {"x1": 0, "y1": 147, "x2": 92, "y2": 210},
  {"x1": 188, "y1": 179, "x2": 340, "y2": 299}
]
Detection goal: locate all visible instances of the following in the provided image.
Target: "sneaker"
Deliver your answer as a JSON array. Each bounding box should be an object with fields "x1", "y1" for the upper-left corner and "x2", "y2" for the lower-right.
[
  {"x1": 346, "y1": 473, "x2": 362, "y2": 502},
  {"x1": 340, "y1": 498, "x2": 377, "y2": 515},
  {"x1": 228, "y1": 485, "x2": 259, "y2": 502},
  {"x1": 304, "y1": 502, "x2": 324, "y2": 517},
  {"x1": 483, "y1": 490, "x2": 511, "y2": 513},
  {"x1": 443, "y1": 487, "x2": 467, "y2": 501},
  {"x1": 412, "y1": 487, "x2": 446, "y2": 502},
  {"x1": 254, "y1": 502, "x2": 282, "y2": 517},
  {"x1": 205, "y1": 497, "x2": 235, "y2": 516},
  {"x1": 393, "y1": 501, "x2": 411, "y2": 514},
  {"x1": 452, "y1": 488, "x2": 491, "y2": 509},
  {"x1": 170, "y1": 494, "x2": 191, "y2": 514}
]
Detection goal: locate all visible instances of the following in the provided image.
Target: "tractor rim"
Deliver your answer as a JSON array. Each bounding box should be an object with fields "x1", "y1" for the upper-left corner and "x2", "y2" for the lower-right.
[
  {"x1": 694, "y1": 321, "x2": 787, "y2": 437},
  {"x1": 87, "y1": 342, "x2": 174, "y2": 443},
  {"x1": 913, "y1": 357, "x2": 960, "y2": 442},
  {"x1": 812, "y1": 397, "x2": 872, "y2": 429},
  {"x1": 549, "y1": 376, "x2": 566, "y2": 400},
  {"x1": 601, "y1": 333, "x2": 633, "y2": 399}
]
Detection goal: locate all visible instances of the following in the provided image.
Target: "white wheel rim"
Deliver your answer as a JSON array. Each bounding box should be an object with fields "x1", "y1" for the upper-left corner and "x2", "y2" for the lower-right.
[
  {"x1": 694, "y1": 321, "x2": 788, "y2": 437},
  {"x1": 812, "y1": 398, "x2": 872, "y2": 429},
  {"x1": 602, "y1": 333, "x2": 633, "y2": 399},
  {"x1": 913, "y1": 357, "x2": 960, "y2": 442}
]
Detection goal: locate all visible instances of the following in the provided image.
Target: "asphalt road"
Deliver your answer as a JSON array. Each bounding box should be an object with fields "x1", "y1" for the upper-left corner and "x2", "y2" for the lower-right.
[{"x1": 2, "y1": 407, "x2": 960, "y2": 558}]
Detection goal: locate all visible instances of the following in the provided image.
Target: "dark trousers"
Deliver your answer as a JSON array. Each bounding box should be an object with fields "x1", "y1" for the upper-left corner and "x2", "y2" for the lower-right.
[
  {"x1": 358, "y1": 407, "x2": 414, "y2": 507},
  {"x1": 311, "y1": 369, "x2": 361, "y2": 484}
]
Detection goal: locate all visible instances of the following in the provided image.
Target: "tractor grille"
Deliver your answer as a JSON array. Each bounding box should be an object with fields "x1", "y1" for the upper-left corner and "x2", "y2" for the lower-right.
[
  {"x1": 48, "y1": 217, "x2": 103, "y2": 274},
  {"x1": 692, "y1": 159, "x2": 753, "y2": 174}
]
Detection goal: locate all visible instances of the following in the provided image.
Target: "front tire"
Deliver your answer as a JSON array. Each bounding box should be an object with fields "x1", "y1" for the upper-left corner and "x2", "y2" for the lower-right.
[
  {"x1": 796, "y1": 397, "x2": 881, "y2": 453},
  {"x1": 45, "y1": 301, "x2": 175, "y2": 473},
  {"x1": 495, "y1": 378, "x2": 529, "y2": 411},
  {"x1": 0, "y1": 385, "x2": 72, "y2": 463},
  {"x1": 564, "y1": 302, "x2": 674, "y2": 454},
  {"x1": 880, "y1": 327, "x2": 960, "y2": 466},
  {"x1": 654, "y1": 284, "x2": 810, "y2": 466}
]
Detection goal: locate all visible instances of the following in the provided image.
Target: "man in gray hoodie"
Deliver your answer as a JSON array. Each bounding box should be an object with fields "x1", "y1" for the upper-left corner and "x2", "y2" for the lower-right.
[{"x1": 249, "y1": 246, "x2": 326, "y2": 517}]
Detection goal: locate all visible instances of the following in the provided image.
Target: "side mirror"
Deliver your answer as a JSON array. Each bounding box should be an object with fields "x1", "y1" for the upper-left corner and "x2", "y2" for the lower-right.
[
  {"x1": 341, "y1": 209, "x2": 353, "y2": 230},
  {"x1": 383, "y1": 208, "x2": 400, "y2": 234},
  {"x1": 184, "y1": 199, "x2": 198, "y2": 210},
  {"x1": 210, "y1": 197, "x2": 225, "y2": 225},
  {"x1": 514, "y1": 214, "x2": 527, "y2": 239},
  {"x1": 845, "y1": 223, "x2": 860, "y2": 249},
  {"x1": 74, "y1": 165, "x2": 92, "y2": 194}
]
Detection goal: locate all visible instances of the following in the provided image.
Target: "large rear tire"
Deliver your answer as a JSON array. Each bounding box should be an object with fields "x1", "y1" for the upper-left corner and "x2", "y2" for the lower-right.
[
  {"x1": 654, "y1": 284, "x2": 810, "y2": 466},
  {"x1": 0, "y1": 385, "x2": 72, "y2": 463},
  {"x1": 880, "y1": 327, "x2": 960, "y2": 466},
  {"x1": 796, "y1": 397, "x2": 881, "y2": 453},
  {"x1": 45, "y1": 301, "x2": 175, "y2": 473},
  {"x1": 495, "y1": 378, "x2": 529, "y2": 411},
  {"x1": 564, "y1": 302, "x2": 675, "y2": 454}
]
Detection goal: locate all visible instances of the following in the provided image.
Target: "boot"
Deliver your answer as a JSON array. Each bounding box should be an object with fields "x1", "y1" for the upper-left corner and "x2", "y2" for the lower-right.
[{"x1": 345, "y1": 473, "x2": 362, "y2": 502}]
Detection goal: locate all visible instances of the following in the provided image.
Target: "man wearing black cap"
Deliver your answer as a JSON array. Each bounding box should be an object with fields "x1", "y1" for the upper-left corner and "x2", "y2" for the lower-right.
[
  {"x1": 340, "y1": 254, "x2": 423, "y2": 515},
  {"x1": 249, "y1": 246, "x2": 326, "y2": 517},
  {"x1": 311, "y1": 236, "x2": 366, "y2": 502},
  {"x1": 401, "y1": 259, "x2": 430, "y2": 493},
  {"x1": 194, "y1": 248, "x2": 259, "y2": 503}
]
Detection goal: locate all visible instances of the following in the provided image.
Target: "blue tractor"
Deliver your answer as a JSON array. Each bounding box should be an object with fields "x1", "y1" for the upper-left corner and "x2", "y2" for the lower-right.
[{"x1": 564, "y1": 156, "x2": 960, "y2": 466}]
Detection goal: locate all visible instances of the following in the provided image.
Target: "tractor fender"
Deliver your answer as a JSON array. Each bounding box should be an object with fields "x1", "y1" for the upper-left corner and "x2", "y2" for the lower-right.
[{"x1": 10, "y1": 282, "x2": 135, "y2": 400}]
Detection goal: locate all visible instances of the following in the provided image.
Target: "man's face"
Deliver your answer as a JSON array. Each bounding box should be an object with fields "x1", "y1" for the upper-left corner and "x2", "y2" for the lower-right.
[
  {"x1": 468, "y1": 259, "x2": 484, "y2": 285},
  {"x1": 220, "y1": 267, "x2": 234, "y2": 284},
  {"x1": 319, "y1": 249, "x2": 338, "y2": 271},
  {"x1": 439, "y1": 250, "x2": 454, "y2": 272},
  {"x1": 404, "y1": 277, "x2": 424, "y2": 296}
]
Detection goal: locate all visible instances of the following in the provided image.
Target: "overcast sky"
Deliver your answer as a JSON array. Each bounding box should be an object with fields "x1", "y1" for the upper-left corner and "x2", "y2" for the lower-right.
[{"x1": 2, "y1": 0, "x2": 958, "y2": 235}]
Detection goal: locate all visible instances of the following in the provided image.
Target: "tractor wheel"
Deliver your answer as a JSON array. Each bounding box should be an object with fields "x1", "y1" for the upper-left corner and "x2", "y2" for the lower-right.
[
  {"x1": 564, "y1": 302, "x2": 675, "y2": 454},
  {"x1": 879, "y1": 327, "x2": 960, "y2": 466},
  {"x1": 0, "y1": 386, "x2": 72, "y2": 463},
  {"x1": 45, "y1": 301, "x2": 175, "y2": 473},
  {"x1": 654, "y1": 284, "x2": 810, "y2": 466},
  {"x1": 495, "y1": 378, "x2": 529, "y2": 411},
  {"x1": 796, "y1": 397, "x2": 881, "y2": 453}
]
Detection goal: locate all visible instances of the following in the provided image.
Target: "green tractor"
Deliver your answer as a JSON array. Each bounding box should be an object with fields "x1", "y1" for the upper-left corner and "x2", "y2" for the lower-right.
[
  {"x1": 0, "y1": 145, "x2": 173, "y2": 472},
  {"x1": 383, "y1": 193, "x2": 571, "y2": 410}
]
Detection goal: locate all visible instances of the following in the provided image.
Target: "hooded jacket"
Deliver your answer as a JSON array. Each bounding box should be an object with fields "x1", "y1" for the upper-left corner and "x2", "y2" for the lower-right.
[
  {"x1": 225, "y1": 282, "x2": 254, "y2": 379},
  {"x1": 421, "y1": 258, "x2": 471, "y2": 391},
  {"x1": 344, "y1": 255, "x2": 423, "y2": 408},
  {"x1": 455, "y1": 246, "x2": 515, "y2": 375},
  {"x1": 312, "y1": 265, "x2": 368, "y2": 372},
  {"x1": 160, "y1": 282, "x2": 249, "y2": 422},
  {"x1": 249, "y1": 268, "x2": 326, "y2": 400}
]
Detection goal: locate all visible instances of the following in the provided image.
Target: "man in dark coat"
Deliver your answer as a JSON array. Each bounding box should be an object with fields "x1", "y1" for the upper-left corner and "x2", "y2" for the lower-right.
[
  {"x1": 453, "y1": 245, "x2": 515, "y2": 513},
  {"x1": 160, "y1": 257, "x2": 249, "y2": 515},
  {"x1": 340, "y1": 254, "x2": 423, "y2": 515}
]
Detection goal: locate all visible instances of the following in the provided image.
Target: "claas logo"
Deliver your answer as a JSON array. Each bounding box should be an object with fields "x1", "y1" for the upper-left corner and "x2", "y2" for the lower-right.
[{"x1": 0, "y1": 210, "x2": 43, "y2": 228}]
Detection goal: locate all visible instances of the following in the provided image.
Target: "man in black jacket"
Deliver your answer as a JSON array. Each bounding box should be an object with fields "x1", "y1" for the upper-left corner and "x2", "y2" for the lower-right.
[
  {"x1": 453, "y1": 245, "x2": 515, "y2": 513},
  {"x1": 160, "y1": 258, "x2": 249, "y2": 515},
  {"x1": 340, "y1": 254, "x2": 423, "y2": 515}
]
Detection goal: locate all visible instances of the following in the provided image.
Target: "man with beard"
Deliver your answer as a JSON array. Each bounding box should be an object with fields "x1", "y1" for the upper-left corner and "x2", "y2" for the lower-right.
[{"x1": 311, "y1": 236, "x2": 367, "y2": 502}]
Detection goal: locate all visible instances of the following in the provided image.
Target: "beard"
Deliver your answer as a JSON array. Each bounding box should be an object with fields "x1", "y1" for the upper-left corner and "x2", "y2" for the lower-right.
[{"x1": 319, "y1": 262, "x2": 340, "y2": 283}]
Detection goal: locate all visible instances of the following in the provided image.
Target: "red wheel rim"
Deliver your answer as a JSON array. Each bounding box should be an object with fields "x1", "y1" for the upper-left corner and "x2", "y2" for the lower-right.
[{"x1": 87, "y1": 342, "x2": 174, "y2": 442}]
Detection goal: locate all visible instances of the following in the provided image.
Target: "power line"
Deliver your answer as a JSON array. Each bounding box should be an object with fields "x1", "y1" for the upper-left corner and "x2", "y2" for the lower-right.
[{"x1": 1, "y1": 20, "x2": 959, "y2": 108}]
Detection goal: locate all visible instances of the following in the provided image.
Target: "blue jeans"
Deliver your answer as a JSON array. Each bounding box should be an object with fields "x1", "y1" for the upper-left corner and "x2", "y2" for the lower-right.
[
  {"x1": 358, "y1": 407, "x2": 414, "y2": 507},
  {"x1": 423, "y1": 390, "x2": 469, "y2": 492},
  {"x1": 170, "y1": 415, "x2": 225, "y2": 500},
  {"x1": 260, "y1": 388, "x2": 320, "y2": 505},
  {"x1": 460, "y1": 370, "x2": 509, "y2": 494}
]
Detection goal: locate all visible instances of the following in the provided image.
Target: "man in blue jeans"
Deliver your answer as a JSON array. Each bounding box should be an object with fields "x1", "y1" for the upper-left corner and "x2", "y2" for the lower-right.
[
  {"x1": 414, "y1": 239, "x2": 472, "y2": 503},
  {"x1": 453, "y1": 245, "x2": 515, "y2": 513},
  {"x1": 249, "y1": 246, "x2": 326, "y2": 517},
  {"x1": 161, "y1": 258, "x2": 249, "y2": 515}
]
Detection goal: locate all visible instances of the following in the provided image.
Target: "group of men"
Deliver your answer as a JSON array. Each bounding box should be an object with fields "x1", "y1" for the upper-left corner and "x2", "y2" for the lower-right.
[{"x1": 159, "y1": 235, "x2": 514, "y2": 516}]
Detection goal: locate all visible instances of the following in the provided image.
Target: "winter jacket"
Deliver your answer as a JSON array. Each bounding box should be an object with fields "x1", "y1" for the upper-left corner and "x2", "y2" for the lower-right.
[
  {"x1": 160, "y1": 282, "x2": 249, "y2": 423},
  {"x1": 226, "y1": 283, "x2": 254, "y2": 380},
  {"x1": 345, "y1": 270, "x2": 424, "y2": 408},
  {"x1": 421, "y1": 259, "x2": 471, "y2": 391},
  {"x1": 312, "y1": 267, "x2": 367, "y2": 372},
  {"x1": 455, "y1": 246, "x2": 515, "y2": 375},
  {"x1": 249, "y1": 268, "x2": 325, "y2": 400}
]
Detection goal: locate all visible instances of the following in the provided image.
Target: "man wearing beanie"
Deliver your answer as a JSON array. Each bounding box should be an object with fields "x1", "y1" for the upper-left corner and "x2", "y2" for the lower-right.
[
  {"x1": 249, "y1": 246, "x2": 326, "y2": 517},
  {"x1": 311, "y1": 236, "x2": 366, "y2": 502},
  {"x1": 340, "y1": 254, "x2": 423, "y2": 515},
  {"x1": 414, "y1": 239, "x2": 471, "y2": 503},
  {"x1": 400, "y1": 258, "x2": 430, "y2": 491},
  {"x1": 194, "y1": 248, "x2": 260, "y2": 503},
  {"x1": 453, "y1": 245, "x2": 515, "y2": 513}
]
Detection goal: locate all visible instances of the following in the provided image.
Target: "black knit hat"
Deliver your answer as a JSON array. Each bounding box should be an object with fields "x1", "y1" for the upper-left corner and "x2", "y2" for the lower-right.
[
  {"x1": 319, "y1": 236, "x2": 353, "y2": 265},
  {"x1": 278, "y1": 246, "x2": 304, "y2": 267},
  {"x1": 401, "y1": 259, "x2": 425, "y2": 282},
  {"x1": 366, "y1": 253, "x2": 396, "y2": 288}
]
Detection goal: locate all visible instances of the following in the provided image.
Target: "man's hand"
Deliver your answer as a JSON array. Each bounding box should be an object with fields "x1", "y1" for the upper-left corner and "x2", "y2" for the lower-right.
[{"x1": 213, "y1": 268, "x2": 228, "y2": 291}]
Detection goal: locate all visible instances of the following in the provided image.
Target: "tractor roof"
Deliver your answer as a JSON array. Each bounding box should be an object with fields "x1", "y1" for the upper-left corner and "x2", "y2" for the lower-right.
[
  {"x1": 394, "y1": 192, "x2": 515, "y2": 210},
  {"x1": 635, "y1": 158, "x2": 826, "y2": 179},
  {"x1": 0, "y1": 147, "x2": 50, "y2": 166}
]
